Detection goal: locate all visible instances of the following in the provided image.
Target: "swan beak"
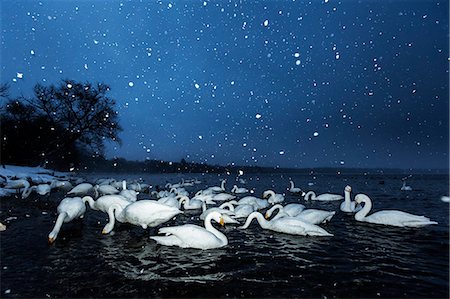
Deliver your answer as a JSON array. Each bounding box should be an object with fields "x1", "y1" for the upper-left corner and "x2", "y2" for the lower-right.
[
  {"x1": 102, "y1": 229, "x2": 108, "y2": 235},
  {"x1": 219, "y1": 217, "x2": 225, "y2": 226},
  {"x1": 264, "y1": 213, "x2": 269, "y2": 219},
  {"x1": 48, "y1": 237, "x2": 55, "y2": 244}
]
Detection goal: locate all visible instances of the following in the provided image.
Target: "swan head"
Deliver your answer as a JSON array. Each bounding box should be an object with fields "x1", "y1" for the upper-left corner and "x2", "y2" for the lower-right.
[
  {"x1": 345, "y1": 185, "x2": 352, "y2": 192},
  {"x1": 219, "y1": 217, "x2": 225, "y2": 226},
  {"x1": 48, "y1": 232, "x2": 57, "y2": 244},
  {"x1": 355, "y1": 194, "x2": 368, "y2": 204}
]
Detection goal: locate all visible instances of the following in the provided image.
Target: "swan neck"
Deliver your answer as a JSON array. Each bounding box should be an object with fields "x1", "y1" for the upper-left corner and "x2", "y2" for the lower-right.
[
  {"x1": 50, "y1": 212, "x2": 67, "y2": 236},
  {"x1": 266, "y1": 204, "x2": 282, "y2": 217},
  {"x1": 355, "y1": 196, "x2": 371, "y2": 221},
  {"x1": 290, "y1": 181, "x2": 294, "y2": 189},
  {"x1": 219, "y1": 202, "x2": 234, "y2": 211},
  {"x1": 305, "y1": 191, "x2": 315, "y2": 200},
  {"x1": 204, "y1": 213, "x2": 227, "y2": 245},
  {"x1": 82, "y1": 196, "x2": 96, "y2": 210},
  {"x1": 241, "y1": 212, "x2": 268, "y2": 229}
]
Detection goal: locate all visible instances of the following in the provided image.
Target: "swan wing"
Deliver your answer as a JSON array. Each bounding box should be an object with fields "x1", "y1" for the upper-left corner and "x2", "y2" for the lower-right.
[
  {"x1": 316, "y1": 193, "x2": 343, "y2": 201},
  {"x1": 272, "y1": 217, "x2": 333, "y2": 236}
]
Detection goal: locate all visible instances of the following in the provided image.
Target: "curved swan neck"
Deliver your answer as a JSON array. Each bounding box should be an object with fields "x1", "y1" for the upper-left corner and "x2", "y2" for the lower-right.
[
  {"x1": 22, "y1": 186, "x2": 35, "y2": 198},
  {"x1": 266, "y1": 204, "x2": 283, "y2": 217},
  {"x1": 241, "y1": 212, "x2": 268, "y2": 229},
  {"x1": 219, "y1": 202, "x2": 234, "y2": 211},
  {"x1": 204, "y1": 213, "x2": 227, "y2": 245},
  {"x1": 355, "y1": 195, "x2": 372, "y2": 221},
  {"x1": 82, "y1": 196, "x2": 96, "y2": 210},
  {"x1": 220, "y1": 180, "x2": 226, "y2": 190},
  {"x1": 290, "y1": 181, "x2": 294, "y2": 189},
  {"x1": 304, "y1": 191, "x2": 315, "y2": 201}
]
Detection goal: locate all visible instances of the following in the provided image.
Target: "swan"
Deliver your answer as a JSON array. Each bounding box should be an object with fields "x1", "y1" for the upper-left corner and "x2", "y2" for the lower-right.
[
  {"x1": 157, "y1": 195, "x2": 181, "y2": 208},
  {"x1": 82, "y1": 195, "x2": 131, "y2": 213},
  {"x1": 401, "y1": 180, "x2": 412, "y2": 191},
  {"x1": 231, "y1": 185, "x2": 248, "y2": 194},
  {"x1": 102, "y1": 200, "x2": 183, "y2": 234},
  {"x1": 48, "y1": 197, "x2": 86, "y2": 243},
  {"x1": 4, "y1": 179, "x2": 30, "y2": 192},
  {"x1": 227, "y1": 201, "x2": 256, "y2": 218},
  {"x1": 94, "y1": 184, "x2": 120, "y2": 197},
  {"x1": 192, "y1": 191, "x2": 216, "y2": 204},
  {"x1": 289, "y1": 180, "x2": 302, "y2": 193},
  {"x1": 263, "y1": 190, "x2": 285, "y2": 204},
  {"x1": 441, "y1": 196, "x2": 450, "y2": 203},
  {"x1": 236, "y1": 196, "x2": 269, "y2": 210},
  {"x1": 120, "y1": 180, "x2": 138, "y2": 201},
  {"x1": 67, "y1": 183, "x2": 94, "y2": 196},
  {"x1": 178, "y1": 195, "x2": 203, "y2": 210},
  {"x1": 212, "y1": 193, "x2": 236, "y2": 202},
  {"x1": 150, "y1": 211, "x2": 227, "y2": 250},
  {"x1": 265, "y1": 203, "x2": 306, "y2": 219},
  {"x1": 206, "y1": 179, "x2": 226, "y2": 193},
  {"x1": 239, "y1": 212, "x2": 333, "y2": 236},
  {"x1": 354, "y1": 194, "x2": 438, "y2": 227},
  {"x1": 340, "y1": 185, "x2": 362, "y2": 213},
  {"x1": 199, "y1": 202, "x2": 239, "y2": 224},
  {"x1": 52, "y1": 180, "x2": 73, "y2": 190},
  {"x1": 22, "y1": 183, "x2": 53, "y2": 198},
  {"x1": 295, "y1": 209, "x2": 336, "y2": 224},
  {"x1": 304, "y1": 191, "x2": 343, "y2": 201}
]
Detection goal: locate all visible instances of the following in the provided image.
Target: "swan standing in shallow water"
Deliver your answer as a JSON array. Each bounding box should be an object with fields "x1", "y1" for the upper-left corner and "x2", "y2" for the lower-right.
[
  {"x1": 354, "y1": 194, "x2": 438, "y2": 227},
  {"x1": 239, "y1": 212, "x2": 333, "y2": 236},
  {"x1": 48, "y1": 197, "x2": 86, "y2": 243},
  {"x1": 102, "y1": 200, "x2": 183, "y2": 234},
  {"x1": 150, "y1": 211, "x2": 227, "y2": 250},
  {"x1": 304, "y1": 190, "x2": 343, "y2": 201},
  {"x1": 340, "y1": 185, "x2": 362, "y2": 213},
  {"x1": 289, "y1": 180, "x2": 302, "y2": 193}
]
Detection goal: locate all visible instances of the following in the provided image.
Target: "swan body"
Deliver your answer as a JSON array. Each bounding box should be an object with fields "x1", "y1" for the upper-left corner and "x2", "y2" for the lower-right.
[
  {"x1": 227, "y1": 201, "x2": 256, "y2": 218},
  {"x1": 67, "y1": 183, "x2": 94, "y2": 196},
  {"x1": 265, "y1": 203, "x2": 306, "y2": 219},
  {"x1": 231, "y1": 185, "x2": 248, "y2": 194},
  {"x1": 178, "y1": 195, "x2": 203, "y2": 210},
  {"x1": 4, "y1": 179, "x2": 30, "y2": 191},
  {"x1": 212, "y1": 193, "x2": 236, "y2": 202},
  {"x1": 263, "y1": 190, "x2": 285, "y2": 204},
  {"x1": 52, "y1": 180, "x2": 73, "y2": 190},
  {"x1": 295, "y1": 209, "x2": 336, "y2": 224},
  {"x1": 157, "y1": 196, "x2": 181, "y2": 208},
  {"x1": 206, "y1": 179, "x2": 226, "y2": 193},
  {"x1": 237, "y1": 196, "x2": 269, "y2": 210},
  {"x1": 48, "y1": 197, "x2": 86, "y2": 243},
  {"x1": 441, "y1": 196, "x2": 450, "y2": 203},
  {"x1": 239, "y1": 212, "x2": 333, "y2": 236},
  {"x1": 354, "y1": 194, "x2": 438, "y2": 227},
  {"x1": 94, "y1": 184, "x2": 120, "y2": 197},
  {"x1": 120, "y1": 180, "x2": 138, "y2": 201},
  {"x1": 289, "y1": 180, "x2": 302, "y2": 193},
  {"x1": 340, "y1": 185, "x2": 362, "y2": 213},
  {"x1": 150, "y1": 211, "x2": 227, "y2": 250},
  {"x1": 304, "y1": 191, "x2": 343, "y2": 201},
  {"x1": 102, "y1": 200, "x2": 183, "y2": 234},
  {"x1": 82, "y1": 195, "x2": 131, "y2": 213},
  {"x1": 22, "y1": 183, "x2": 52, "y2": 198}
]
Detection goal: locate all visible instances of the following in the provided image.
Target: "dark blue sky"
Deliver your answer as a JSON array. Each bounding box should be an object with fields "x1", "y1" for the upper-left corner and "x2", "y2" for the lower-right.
[{"x1": 1, "y1": 0, "x2": 448, "y2": 169}]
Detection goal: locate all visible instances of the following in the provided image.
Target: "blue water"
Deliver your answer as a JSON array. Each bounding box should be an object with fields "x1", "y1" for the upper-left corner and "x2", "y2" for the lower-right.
[{"x1": 1, "y1": 171, "x2": 448, "y2": 298}]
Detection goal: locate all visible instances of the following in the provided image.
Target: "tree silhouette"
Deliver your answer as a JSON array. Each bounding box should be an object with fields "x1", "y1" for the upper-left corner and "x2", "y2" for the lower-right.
[{"x1": 1, "y1": 80, "x2": 122, "y2": 169}]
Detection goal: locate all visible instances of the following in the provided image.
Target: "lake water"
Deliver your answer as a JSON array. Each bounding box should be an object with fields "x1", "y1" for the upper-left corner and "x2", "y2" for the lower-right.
[{"x1": 1, "y1": 171, "x2": 449, "y2": 298}]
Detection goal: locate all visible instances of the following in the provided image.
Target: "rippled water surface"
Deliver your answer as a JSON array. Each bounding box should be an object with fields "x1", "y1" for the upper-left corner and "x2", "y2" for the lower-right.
[{"x1": 1, "y1": 172, "x2": 449, "y2": 298}]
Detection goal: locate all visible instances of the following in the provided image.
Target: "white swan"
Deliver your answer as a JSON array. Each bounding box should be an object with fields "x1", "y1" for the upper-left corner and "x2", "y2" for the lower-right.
[
  {"x1": 441, "y1": 196, "x2": 450, "y2": 203},
  {"x1": 157, "y1": 195, "x2": 181, "y2": 208},
  {"x1": 265, "y1": 203, "x2": 306, "y2": 219},
  {"x1": 231, "y1": 185, "x2": 248, "y2": 194},
  {"x1": 150, "y1": 211, "x2": 227, "y2": 250},
  {"x1": 239, "y1": 212, "x2": 333, "y2": 236},
  {"x1": 263, "y1": 190, "x2": 285, "y2": 204},
  {"x1": 289, "y1": 180, "x2": 302, "y2": 193},
  {"x1": 102, "y1": 200, "x2": 183, "y2": 234},
  {"x1": 227, "y1": 200, "x2": 256, "y2": 218},
  {"x1": 295, "y1": 209, "x2": 336, "y2": 224},
  {"x1": 304, "y1": 190, "x2": 343, "y2": 201},
  {"x1": 94, "y1": 184, "x2": 120, "y2": 197},
  {"x1": 340, "y1": 185, "x2": 362, "y2": 213},
  {"x1": 354, "y1": 194, "x2": 438, "y2": 227},
  {"x1": 206, "y1": 179, "x2": 226, "y2": 193},
  {"x1": 178, "y1": 195, "x2": 203, "y2": 210},
  {"x1": 236, "y1": 196, "x2": 269, "y2": 210},
  {"x1": 120, "y1": 180, "x2": 138, "y2": 201},
  {"x1": 199, "y1": 202, "x2": 239, "y2": 224},
  {"x1": 401, "y1": 180, "x2": 412, "y2": 191},
  {"x1": 212, "y1": 193, "x2": 236, "y2": 202},
  {"x1": 67, "y1": 183, "x2": 94, "y2": 196},
  {"x1": 22, "y1": 183, "x2": 53, "y2": 198},
  {"x1": 4, "y1": 179, "x2": 30, "y2": 192},
  {"x1": 82, "y1": 195, "x2": 131, "y2": 213},
  {"x1": 48, "y1": 197, "x2": 86, "y2": 243}
]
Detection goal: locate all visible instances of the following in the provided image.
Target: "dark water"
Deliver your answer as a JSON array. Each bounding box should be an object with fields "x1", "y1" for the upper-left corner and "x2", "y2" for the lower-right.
[{"x1": 1, "y1": 172, "x2": 449, "y2": 298}]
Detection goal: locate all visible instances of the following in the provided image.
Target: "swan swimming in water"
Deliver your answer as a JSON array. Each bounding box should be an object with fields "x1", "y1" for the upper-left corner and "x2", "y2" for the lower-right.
[
  {"x1": 303, "y1": 190, "x2": 343, "y2": 201},
  {"x1": 263, "y1": 190, "x2": 285, "y2": 204},
  {"x1": 226, "y1": 200, "x2": 256, "y2": 218},
  {"x1": 150, "y1": 211, "x2": 227, "y2": 250},
  {"x1": 265, "y1": 204, "x2": 334, "y2": 224},
  {"x1": 102, "y1": 200, "x2": 183, "y2": 234},
  {"x1": 48, "y1": 197, "x2": 86, "y2": 243},
  {"x1": 354, "y1": 194, "x2": 438, "y2": 227},
  {"x1": 239, "y1": 212, "x2": 333, "y2": 236},
  {"x1": 340, "y1": 185, "x2": 362, "y2": 213},
  {"x1": 231, "y1": 185, "x2": 248, "y2": 194},
  {"x1": 289, "y1": 180, "x2": 302, "y2": 193},
  {"x1": 67, "y1": 183, "x2": 94, "y2": 196},
  {"x1": 400, "y1": 180, "x2": 412, "y2": 191},
  {"x1": 200, "y1": 202, "x2": 239, "y2": 224},
  {"x1": 265, "y1": 203, "x2": 306, "y2": 219}
]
